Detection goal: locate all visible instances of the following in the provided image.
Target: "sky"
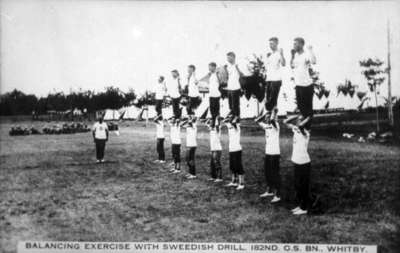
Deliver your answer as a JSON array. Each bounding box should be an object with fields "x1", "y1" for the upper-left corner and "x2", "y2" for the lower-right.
[{"x1": 1, "y1": 0, "x2": 399, "y2": 98}]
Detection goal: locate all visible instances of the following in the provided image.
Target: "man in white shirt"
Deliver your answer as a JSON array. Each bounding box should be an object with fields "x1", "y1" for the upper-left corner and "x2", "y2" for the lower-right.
[
  {"x1": 169, "y1": 119, "x2": 182, "y2": 173},
  {"x1": 258, "y1": 121, "x2": 281, "y2": 203},
  {"x1": 92, "y1": 115, "x2": 109, "y2": 163},
  {"x1": 154, "y1": 120, "x2": 166, "y2": 163},
  {"x1": 186, "y1": 65, "x2": 201, "y2": 119},
  {"x1": 207, "y1": 62, "x2": 221, "y2": 126},
  {"x1": 154, "y1": 76, "x2": 167, "y2": 121},
  {"x1": 290, "y1": 37, "x2": 316, "y2": 130},
  {"x1": 284, "y1": 115, "x2": 312, "y2": 216},
  {"x1": 264, "y1": 37, "x2": 286, "y2": 124},
  {"x1": 182, "y1": 117, "x2": 197, "y2": 179},
  {"x1": 225, "y1": 52, "x2": 244, "y2": 124},
  {"x1": 208, "y1": 124, "x2": 223, "y2": 182},
  {"x1": 168, "y1": 70, "x2": 182, "y2": 119},
  {"x1": 225, "y1": 122, "x2": 244, "y2": 190}
]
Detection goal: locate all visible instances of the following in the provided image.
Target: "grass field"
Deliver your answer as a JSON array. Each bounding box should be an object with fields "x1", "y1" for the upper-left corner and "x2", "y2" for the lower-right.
[{"x1": 0, "y1": 120, "x2": 399, "y2": 253}]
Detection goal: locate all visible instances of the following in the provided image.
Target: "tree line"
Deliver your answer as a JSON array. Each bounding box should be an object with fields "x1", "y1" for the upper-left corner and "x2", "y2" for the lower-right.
[{"x1": 0, "y1": 86, "x2": 141, "y2": 116}]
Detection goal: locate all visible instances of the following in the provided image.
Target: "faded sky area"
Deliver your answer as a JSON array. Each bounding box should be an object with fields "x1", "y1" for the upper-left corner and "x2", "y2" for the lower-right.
[{"x1": 1, "y1": 0, "x2": 399, "y2": 97}]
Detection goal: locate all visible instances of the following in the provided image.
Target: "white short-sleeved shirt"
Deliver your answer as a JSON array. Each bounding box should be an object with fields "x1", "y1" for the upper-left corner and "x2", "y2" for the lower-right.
[
  {"x1": 266, "y1": 51, "x2": 283, "y2": 81},
  {"x1": 292, "y1": 51, "x2": 313, "y2": 87},
  {"x1": 154, "y1": 81, "x2": 166, "y2": 100},
  {"x1": 228, "y1": 124, "x2": 242, "y2": 152},
  {"x1": 264, "y1": 123, "x2": 280, "y2": 155},
  {"x1": 291, "y1": 128, "x2": 311, "y2": 164},
  {"x1": 186, "y1": 125, "x2": 197, "y2": 147},
  {"x1": 156, "y1": 121, "x2": 165, "y2": 139},
  {"x1": 93, "y1": 122, "x2": 108, "y2": 139},
  {"x1": 210, "y1": 129, "x2": 222, "y2": 151},
  {"x1": 168, "y1": 78, "x2": 181, "y2": 99},
  {"x1": 208, "y1": 73, "x2": 221, "y2": 97},
  {"x1": 226, "y1": 64, "x2": 241, "y2": 90},
  {"x1": 170, "y1": 125, "x2": 181, "y2": 145},
  {"x1": 187, "y1": 74, "x2": 200, "y2": 97}
]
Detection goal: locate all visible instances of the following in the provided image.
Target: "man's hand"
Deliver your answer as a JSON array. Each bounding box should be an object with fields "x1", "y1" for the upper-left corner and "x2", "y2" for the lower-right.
[
  {"x1": 279, "y1": 48, "x2": 284, "y2": 55},
  {"x1": 307, "y1": 45, "x2": 313, "y2": 51}
]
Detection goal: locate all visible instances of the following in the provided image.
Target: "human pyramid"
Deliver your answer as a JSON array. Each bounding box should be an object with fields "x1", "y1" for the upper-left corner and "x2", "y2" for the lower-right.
[{"x1": 93, "y1": 37, "x2": 317, "y2": 216}]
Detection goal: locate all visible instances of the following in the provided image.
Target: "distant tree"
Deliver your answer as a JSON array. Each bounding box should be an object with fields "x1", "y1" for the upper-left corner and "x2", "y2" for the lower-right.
[
  {"x1": 360, "y1": 58, "x2": 386, "y2": 133},
  {"x1": 0, "y1": 89, "x2": 38, "y2": 115},
  {"x1": 123, "y1": 88, "x2": 137, "y2": 106},
  {"x1": 357, "y1": 91, "x2": 367, "y2": 101},
  {"x1": 136, "y1": 90, "x2": 155, "y2": 108},
  {"x1": 314, "y1": 82, "x2": 329, "y2": 99},
  {"x1": 337, "y1": 79, "x2": 357, "y2": 97},
  {"x1": 92, "y1": 86, "x2": 125, "y2": 110},
  {"x1": 311, "y1": 71, "x2": 330, "y2": 99}
]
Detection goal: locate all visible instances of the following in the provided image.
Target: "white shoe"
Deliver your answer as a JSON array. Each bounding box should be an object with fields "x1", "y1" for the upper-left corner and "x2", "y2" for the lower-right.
[
  {"x1": 214, "y1": 178, "x2": 223, "y2": 183},
  {"x1": 293, "y1": 209, "x2": 308, "y2": 215},
  {"x1": 226, "y1": 182, "x2": 238, "y2": 187},
  {"x1": 172, "y1": 169, "x2": 181, "y2": 174},
  {"x1": 208, "y1": 178, "x2": 216, "y2": 181},
  {"x1": 236, "y1": 184, "x2": 245, "y2": 190},
  {"x1": 270, "y1": 196, "x2": 281, "y2": 203},
  {"x1": 291, "y1": 206, "x2": 301, "y2": 213},
  {"x1": 154, "y1": 160, "x2": 160, "y2": 163},
  {"x1": 100, "y1": 159, "x2": 105, "y2": 163},
  {"x1": 260, "y1": 191, "x2": 274, "y2": 198},
  {"x1": 96, "y1": 160, "x2": 101, "y2": 163},
  {"x1": 159, "y1": 160, "x2": 166, "y2": 164},
  {"x1": 186, "y1": 174, "x2": 197, "y2": 179},
  {"x1": 169, "y1": 168, "x2": 176, "y2": 172}
]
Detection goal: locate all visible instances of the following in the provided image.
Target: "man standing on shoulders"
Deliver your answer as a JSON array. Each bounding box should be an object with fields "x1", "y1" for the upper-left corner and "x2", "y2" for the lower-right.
[
  {"x1": 168, "y1": 70, "x2": 183, "y2": 120},
  {"x1": 262, "y1": 37, "x2": 286, "y2": 125},
  {"x1": 154, "y1": 75, "x2": 167, "y2": 122},
  {"x1": 186, "y1": 65, "x2": 200, "y2": 119},
  {"x1": 92, "y1": 114, "x2": 109, "y2": 163},
  {"x1": 207, "y1": 62, "x2": 221, "y2": 127},
  {"x1": 225, "y1": 52, "x2": 244, "y2": 125},
  {"x1": 290, "y1": 37, "x2": 316, "y2": 130}
]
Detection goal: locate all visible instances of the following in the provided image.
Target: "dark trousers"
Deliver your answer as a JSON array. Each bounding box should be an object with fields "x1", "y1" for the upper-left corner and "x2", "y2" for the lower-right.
[
  {"x1": 95, "y1": 139, "x2": 106, "y2": 160},
  {"x1": 265, "y1": 81, "x2": 281, "y2": 111},
  {"x1": 264, "y1": 155, "x2": 281, "y2": 196},
  {"x1": 294, "y1": 162, "x2": 311, "y2": 210},
  {"x1": 155, "y1": 99, "x2": 163, "y2": 117},
  {"x1": 156, "y1": 138, "x2": 165, "y2": 161},
  {"x1": 172, "y1": 98, "x2": 181, "y2": 118},
  {"x1": 186, "y1": 147, "x2": 196, "y2": 175},
  {"x1": 229, "y1": 150, "x2": 244, "y2": 175},
  {"x1": 228, "y1": 90, "x2": 241, "y2": 117},
  {"x1": 187, "y1": 96, "x2": 201, "y2": 116},
  {"x1": 210, "y1": 150, "x2": 222, "y2": 179},
  {"x1": 171, "y1": 144, "x2": 181, "y2": 164},
  {"x1": 295, "y1": 85, "x2": 314, "y2": 128},
  {"x1": 209, "y1": 97, "x2": 220, "y2": 120}
]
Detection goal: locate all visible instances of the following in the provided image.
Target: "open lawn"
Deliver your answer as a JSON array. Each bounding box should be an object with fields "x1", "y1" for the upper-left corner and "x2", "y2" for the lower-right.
[{"x1": 0, "y1": 121, "x2": 399, "y2": 253}]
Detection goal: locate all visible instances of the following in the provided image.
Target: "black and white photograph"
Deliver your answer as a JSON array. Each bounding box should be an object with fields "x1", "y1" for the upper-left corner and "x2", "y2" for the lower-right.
[{"x1": 0, "y1": 0, "x2": 399, "y2": 253}]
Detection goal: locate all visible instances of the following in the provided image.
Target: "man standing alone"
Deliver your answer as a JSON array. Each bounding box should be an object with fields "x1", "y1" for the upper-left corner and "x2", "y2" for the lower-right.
[{"x1": 92, "y1": 115, "x2": 109, "y2": 163}]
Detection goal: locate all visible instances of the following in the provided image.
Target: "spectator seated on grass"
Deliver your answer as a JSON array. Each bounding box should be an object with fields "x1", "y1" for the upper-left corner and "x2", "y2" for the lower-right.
[
  {"x1": 41, "y1": 122, "x2": 90, "y2": 135},
  {"x1": 30, "y1": 126, "x2": 41, "y2": 135},
  {"x1": 9, "y1": 126, "x2": 30, "y2": 136}
]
